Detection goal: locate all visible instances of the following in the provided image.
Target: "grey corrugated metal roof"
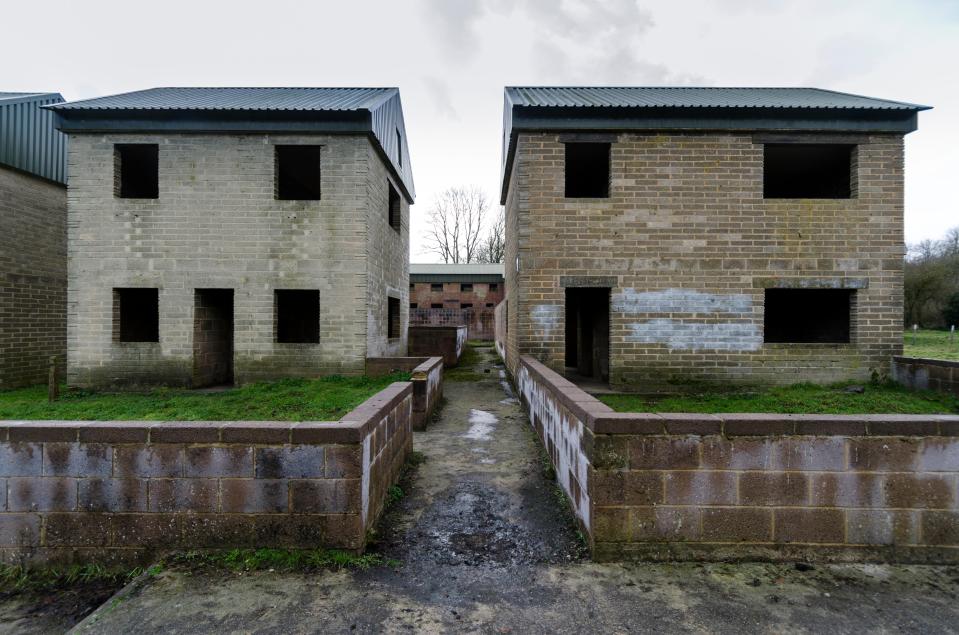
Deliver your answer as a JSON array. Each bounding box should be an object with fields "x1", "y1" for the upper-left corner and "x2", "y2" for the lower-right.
[
  {"x1": 410, "y1": 264, "x2": 505, "y2": 276},
  {"x1": 501, "y1": 86, "x2": 930, "y2": 203},
  {"x1": 49, "y1": 87, "x2": 397, "y2": 111},
  {"x1": 48, "y1": 87, "x2": 414, "y2": 200},
  {"x1": 0, "y1": 92, "x2": 67, "y2": 184},
  {"x1": 505, "y1": 87, "x2": 930, "y2": 111}
]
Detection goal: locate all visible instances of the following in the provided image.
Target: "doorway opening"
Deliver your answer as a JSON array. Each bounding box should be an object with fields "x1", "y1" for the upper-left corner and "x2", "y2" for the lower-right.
[
  {"x1": 565, "y1": 287, "x2": 610, "y2": 382},
  {"x1": 193, "y1": 289, "x2": 234, "y2": 387}
]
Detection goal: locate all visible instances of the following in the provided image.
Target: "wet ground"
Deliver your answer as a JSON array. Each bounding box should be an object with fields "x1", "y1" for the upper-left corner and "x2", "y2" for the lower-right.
[{"x1": 11, "y1": 343, "x2": 959, "y2": 633}]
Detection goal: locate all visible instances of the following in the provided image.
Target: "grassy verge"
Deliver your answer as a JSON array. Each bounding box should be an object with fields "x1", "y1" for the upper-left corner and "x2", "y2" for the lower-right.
[
  {"x1": 0, "y1": 562, "x2": 157, "y2": 593},
  {"x1": 167, "y1": 548, "x2": 395, "y2": 572},
  {"x1": 444, "y1": 342, "x2": 487, "y2": 382},
  {"x1": 904, "y1": 328, "x2": 959, "y2": 361},
  {"x1": 599, "y1": 381, "x2": 959, "y2": 415},
  {"x1": 0, "y1": 373, "x2": 409, "y2": 421}
]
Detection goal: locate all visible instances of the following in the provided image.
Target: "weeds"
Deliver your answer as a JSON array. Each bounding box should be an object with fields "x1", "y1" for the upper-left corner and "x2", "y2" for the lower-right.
[
  {"x1": 167, "y1": 548, "x2": 393, "y2": 572},
  {"x1": 0, "y1": 562, "x2": 152, "y2": 593}
]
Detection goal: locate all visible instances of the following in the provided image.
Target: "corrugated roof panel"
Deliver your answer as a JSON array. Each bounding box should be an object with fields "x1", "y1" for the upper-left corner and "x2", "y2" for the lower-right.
[
  {"x1": 50, "y1": 87, "x2": 398, "y2": 112},
  {"x1": 0, "y1": 92, "x2": 67, "y2": 184},
  {"x1": 505, "y1": 87, "x2": 930, "y2": 111}
]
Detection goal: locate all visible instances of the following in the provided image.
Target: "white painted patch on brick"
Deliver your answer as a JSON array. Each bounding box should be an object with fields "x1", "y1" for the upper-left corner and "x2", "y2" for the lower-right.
[
  {"x1": 531, "y1": 304, "x2": 562, "y2": 335},
  {"x1": 625, "y1": 319, "x2": 762, "y2": 351},
  {"x1": 360, "y1": 435, "x2": 371, "y2": 528},
  {"x1": 613, "y1": 288, "x2": 752, "y2": 314},
  {"x1": 517, "y1": 365, "x2": 591, "y2": 532},
  {"x1": 464, "y1": 409, "x2": 497, "y2": 441}
]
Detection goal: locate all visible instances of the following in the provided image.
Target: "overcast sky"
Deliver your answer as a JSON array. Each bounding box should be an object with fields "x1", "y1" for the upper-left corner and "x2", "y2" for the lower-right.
[{"x1": 5, "y1": 0, "x2": 956, "y2": 260}]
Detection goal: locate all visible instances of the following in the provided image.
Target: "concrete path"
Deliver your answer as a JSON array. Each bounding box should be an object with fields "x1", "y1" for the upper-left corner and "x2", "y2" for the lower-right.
[{"x1": 71, "y1": 344, "x2": 959, "y2": 634}]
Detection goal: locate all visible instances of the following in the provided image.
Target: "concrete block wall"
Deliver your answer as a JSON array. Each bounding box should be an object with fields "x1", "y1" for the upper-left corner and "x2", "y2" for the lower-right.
[
  {"x1": 410, "y1": 307, "x2": 497, "y2": 340},
  {"x1": 0, "y1": 382, "x2": 412, "y2": 566},
  {"x1": 518, "y1": 356, "x2": 959, "y2": 563},
  {"x1": 65, "y1": 132, "x2": 407, "y2": 388},
  {"x1": 0, "y1": 166, "x2": 67, "y2": 388},
  {"x1": 408, "y1": 326, "x2": 467, "y2": 367},
  {"x1": 893, "y1": 356, "x2": 959, "y2": 397},
  {"x1": 504, "y1": 132, "x2": 905, "y2": 387},
  {"x1": 365, "y1": 356, "x2": 444, "y2": 430}
]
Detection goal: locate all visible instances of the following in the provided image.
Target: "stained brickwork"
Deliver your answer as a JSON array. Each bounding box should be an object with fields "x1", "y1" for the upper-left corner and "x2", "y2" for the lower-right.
[
  {"x1": 409, "y1": 279, "x2": 503, "y2": 340},
  {"x1": 65, "y1": 133, "x2": 408, "y2": 387},
  {"x1": 504, "y1": 132, "x2": 905, "y2": 386},
  {"x1": 519, "y1": 356, "x2": 959, "y2": 563},
  {"x1": 0, "y1": 382, "x2": 412, "y2": 566},
  {"x1": 0, "y1": 166, "x2": 67, "y2": 388}
]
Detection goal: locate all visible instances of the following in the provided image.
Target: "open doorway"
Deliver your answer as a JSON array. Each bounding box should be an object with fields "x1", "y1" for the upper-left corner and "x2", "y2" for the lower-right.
[
  {"x1": 193, "y1": 289, "x2": 234, "y2": 387},
  {"x1": 565, "y1": 287, "x2": 610, "y2": 382}
]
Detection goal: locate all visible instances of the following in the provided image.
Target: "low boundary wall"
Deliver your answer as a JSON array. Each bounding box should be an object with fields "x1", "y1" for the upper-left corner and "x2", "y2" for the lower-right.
[
  {"x1": 518, "y1": 355, "x2": 959, "y2": 563},
  {"x1": 408, "y1": 326, "x2": 467, "y2": 367},
  {"x1": 0, "y1": 383, "x2": 413, "y2": 566},
  {"x1": 365, "y1": 356, "x2": 443, "y2": 430},
  {"x1": 893, "y1": 356, "x2": 959, "y2": 397},
  {"x1": 410, "y1": 307, "x2": 495, "y2": 340}
]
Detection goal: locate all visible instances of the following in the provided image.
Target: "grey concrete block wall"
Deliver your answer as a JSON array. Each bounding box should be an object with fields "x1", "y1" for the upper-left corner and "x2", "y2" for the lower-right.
[
  {"x1": 65, "y1": 133, "x2": 408, "y2": 387},
  {"x1": 0, "y1": 166, "x2": 67, "y2": 388}
]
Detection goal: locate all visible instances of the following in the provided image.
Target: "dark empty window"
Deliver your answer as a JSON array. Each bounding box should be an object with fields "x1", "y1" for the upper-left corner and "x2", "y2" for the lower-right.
[
  {"x1": 388, "y1": 297, "x2": 400, "y2": 339},
  {"x1": 486, "y1": 303, "x2": 495, "y2": 308},
  {"x1": 410, "y1": 302, "x2": 418, "y2": 309},
  {"x1": 275, "y1": 290, "x2": 320, "y2": 343},
  {"x1": 431, "y1": 283, "x2": 443, "y2": 292},
  {"x1": 410, "y1": 283, "x2": 415, "y2": 290},
  {"x1": 396, "y1": 129, "x2": 403, "y2": 167},
  {"x1": 462, "y1": 303, "x2": 473, "y2": 309},
  {"x1": 763, "y1": 144, "x2": 853, "y2": 199},
  {"x1": 115, "y1": 144, "x2": 158, "y2": 199},
  {"x1": 489, "y1": 283, "x2": 498, "y2": 292},
  {"x1": 764, "y1": 289, "x2": 853, "y2": 343},
  {"x1": 431, "y1": 303, "x2": 443, "y2": 309},
  {"x1": 461, "y1": 283, "x2": 473, "y2": 292},
  {"x1": 276, "y1": 146, "x2": 321, "y2": 200},
  {"x1": 114, "y1": 288, "x2": 159, "y2": 342},
  {"x1": 565, "y1": 142, "x2": 610, "y2": 198},
  {"x1": 388, "y1": 181, "x2": 401, "y2": 231}
]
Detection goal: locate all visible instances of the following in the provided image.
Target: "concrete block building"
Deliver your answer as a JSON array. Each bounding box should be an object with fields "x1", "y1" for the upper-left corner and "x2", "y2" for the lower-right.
[
  {"x1": 49, "y1": 87, "x2": 414, "y2": 387},
  {"x1": 0, "y1": 92, "x2": 68, "y2": 388},
  {"x1": 409, "y1": 263, "x2": 504, "y2": 339},
  {"x1": 500, "y1": 87, "x2": 928, "y2": 387}
]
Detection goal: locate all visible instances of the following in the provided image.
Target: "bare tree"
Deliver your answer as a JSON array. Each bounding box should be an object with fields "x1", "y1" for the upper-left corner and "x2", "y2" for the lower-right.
[
  {"x1": 477, "y1": 206, "x2": 505, "y2": 264},
  {"x1": 423, "y1": 186, "x2": 489, "y2": 264}
]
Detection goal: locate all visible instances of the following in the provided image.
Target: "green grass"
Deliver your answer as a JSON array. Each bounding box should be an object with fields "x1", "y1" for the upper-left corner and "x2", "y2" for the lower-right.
[
  {"x1": 599, "y1": 381, "x2": 959, "y2": 415},
  {"x1": 0, "y1": 562, "x2": 157, "y2": 593},
  {"x1": 167, "y1": 548, "x2": 395, "y2": 572},
  {"x1": 0, "y1": 373, "x2": 409, "y2": 421},
  {"x1": 904, "y1": 328, "x2": 959, "y2": 361},
  {"x1": 444, "y1": 342, "x2": 488, "y2": 382}
]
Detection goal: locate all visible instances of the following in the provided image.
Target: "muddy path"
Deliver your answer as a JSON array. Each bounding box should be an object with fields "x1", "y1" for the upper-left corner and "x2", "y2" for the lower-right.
[{"x1": 69, "y1": 344, "x2": 959, "y2": 634}]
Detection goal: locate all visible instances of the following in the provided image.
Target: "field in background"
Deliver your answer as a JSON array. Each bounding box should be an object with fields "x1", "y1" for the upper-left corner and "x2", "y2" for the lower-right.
[
  {"x1": 0, "y1": 373, "x2": 409, "y2": 421},
  {"x1": 903, "y1": 328, "x2": 959, "y2": 361}
]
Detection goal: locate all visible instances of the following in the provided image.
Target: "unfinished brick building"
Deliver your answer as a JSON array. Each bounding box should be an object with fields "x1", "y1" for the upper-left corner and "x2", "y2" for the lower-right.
[
  {"x1": 500, "y1": 87, "x2": 929, "y2": 387},
  {"x1": 409, "y1": 263, "x2": 504, "y2": 339},
  {"x1": 49, "y1": 87, "x2": 414, "y2": 387},
  {"x1": 0, "y1": 92, "x2": 68, "y2": 388}
]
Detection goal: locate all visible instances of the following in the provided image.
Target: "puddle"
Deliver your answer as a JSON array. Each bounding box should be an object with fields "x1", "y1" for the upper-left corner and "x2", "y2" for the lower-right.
[{"x1": 464, "y1": 409, "x2": 497, "y2": 441}]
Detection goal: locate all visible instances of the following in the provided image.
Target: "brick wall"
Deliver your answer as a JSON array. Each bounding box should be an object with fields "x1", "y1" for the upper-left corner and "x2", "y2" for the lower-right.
[
  {"x1": 65, "y1": 133, "x2": 408, "y2": 388},
  {"x1": 0, "y1": 166, "x2": 67, "y2": 388},
  {"x1": 410, "y1": 307, "x2": 496, "y2": 340},
  {"x1": 410, "y1": 281, "x2": 504, "y2": 310},
  {"x1": 892, "y1": 356, "x2": 959, "y2": 397},
  {"x1": 518, "y1": 356, "x2": 959, "y2": 563},
  {"x1": 504, "y1": 132, "x2": 905, "y2": 387},
  {"x1": 408, "y1": 326, "x2": 467, "y2": 367},
  {"x1": 0, "y1": 383, "x2": 412, "y2": 566},
  {"x1": 365, "y1": 356, "x2": 444, "y2": 430}
]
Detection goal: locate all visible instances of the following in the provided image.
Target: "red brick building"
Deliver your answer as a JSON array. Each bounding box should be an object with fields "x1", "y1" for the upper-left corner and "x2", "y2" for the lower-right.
[{"x1": 409, "y1": 263, "x2": 504, "y2": 339}]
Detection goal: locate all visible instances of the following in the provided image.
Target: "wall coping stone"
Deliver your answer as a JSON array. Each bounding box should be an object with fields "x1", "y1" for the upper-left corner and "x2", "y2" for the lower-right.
[
  {"x1": 894, "y1": 356, "x2": 959, "y2": 370},
  {"x1": 520, "y1": 355, "x2": 959, "y2": 437}
]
